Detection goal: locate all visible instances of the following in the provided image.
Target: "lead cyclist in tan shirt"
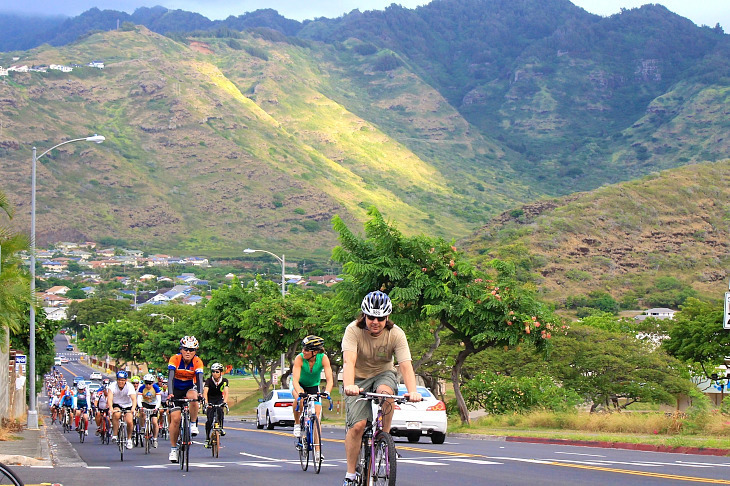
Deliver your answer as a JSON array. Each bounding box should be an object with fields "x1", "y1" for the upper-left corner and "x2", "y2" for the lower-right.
[{"x1": 340, "y1": 290, "x2": 422, "y2": 486}]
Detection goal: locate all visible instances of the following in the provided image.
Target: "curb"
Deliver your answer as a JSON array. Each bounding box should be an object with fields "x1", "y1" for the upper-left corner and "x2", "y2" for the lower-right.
[{"x1": 448, "y1": 433, "x2": 730, "y2": 457}]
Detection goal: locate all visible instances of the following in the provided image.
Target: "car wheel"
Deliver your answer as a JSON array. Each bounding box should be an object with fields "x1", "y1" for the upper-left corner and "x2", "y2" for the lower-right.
[
  {"x1": 407, "y1": 432, "x2": 420, "y2": 443},
  {"x1": 265, "y1": 411, "x2": 274, "y2": 430},
  {"x1": 256, "y1": 411, "x2": 264, "y2": 429},
  {"x1": 431, "y1": 432, "x2": 446, "y2": 444}
]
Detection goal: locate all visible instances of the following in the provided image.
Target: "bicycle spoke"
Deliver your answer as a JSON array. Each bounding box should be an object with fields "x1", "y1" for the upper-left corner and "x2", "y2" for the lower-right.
[
  {"x1": 312, "y1": 415, "x2": 322, "y2": 474},
  {"x1": 372, "y1": 432, "x2": 397, "y2": 486}
]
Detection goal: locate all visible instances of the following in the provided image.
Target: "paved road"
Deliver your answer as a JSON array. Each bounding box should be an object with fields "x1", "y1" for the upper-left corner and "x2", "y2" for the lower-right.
[{"x1": 17, "y1": 337, "x2": 729, "y2": 485}]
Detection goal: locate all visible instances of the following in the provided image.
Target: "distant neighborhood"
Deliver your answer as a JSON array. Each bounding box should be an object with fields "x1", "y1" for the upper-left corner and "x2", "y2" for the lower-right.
[
  {"x1": 27, "y1": 241, "x2": 342, "y2": 322},
  {"x1": 0, "y1": 56, "x2": 104, "y2": 76}
]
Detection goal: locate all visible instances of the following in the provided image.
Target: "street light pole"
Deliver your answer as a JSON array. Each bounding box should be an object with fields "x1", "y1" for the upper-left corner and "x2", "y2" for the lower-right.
[
  {"x1": 243, "y1": 248, "x2": 285, "y2": 297},
  {"x1": 149, "y1": 313, "x2": 175, "y2": 324},
  {"x1": 27, "y1": 134, "x2": 105, "y2": 429}
]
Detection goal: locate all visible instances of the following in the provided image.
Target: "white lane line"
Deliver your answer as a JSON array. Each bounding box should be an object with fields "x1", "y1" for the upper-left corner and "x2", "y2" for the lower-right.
[
  {"x1": 30, "y1": 466, "x2": 54, "y2": 469},
  {"x1": 491, "y1": 457, "x2": 554, "y2": 465},
  {"x1": 398, "y1": 459, "x2": 448, "y2": 466},
  {"x1": 554, "y1": 451, "x2": 606, "y2": 457},
  {"x1": 236, "y1": 462, "x2": 281, "y2": 468},
  {"x1": 239, "y1": 452, "x2": 288, "y2": 461},
  {"x1": 137, "y1": 465, "x2": 172, "y2": 468},
  {"x1": 85, "y1": 466, "x2": 111, "y2": 469},
  {"x1": 677, "y1": 461, "x2": 730, "y2": 467},
  {"x1": 445, "y1": 458, "x2": 502, "y2": 465},
  {"x1": 190, "y1": 463, "x2": 225, "y2": 468}
]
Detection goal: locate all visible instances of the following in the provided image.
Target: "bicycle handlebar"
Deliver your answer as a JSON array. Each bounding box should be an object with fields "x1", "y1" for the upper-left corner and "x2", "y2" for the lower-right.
[
  {"x1": 357, "y1": 391, "x2": 410, "y2": 405},
  {"x1": 295, "y1": 392, "x2": 333, "y2": 412}
]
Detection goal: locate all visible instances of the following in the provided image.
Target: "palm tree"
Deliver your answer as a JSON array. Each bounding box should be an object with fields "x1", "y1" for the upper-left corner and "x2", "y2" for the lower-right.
[{"x1": 0, "y1": 189, "x2": 30, "y2": 336}]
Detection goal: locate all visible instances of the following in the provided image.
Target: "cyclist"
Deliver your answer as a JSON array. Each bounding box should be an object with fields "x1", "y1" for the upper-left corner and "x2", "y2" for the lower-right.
[
  {"x1": 291, "y1": 335, "x2": 334, "y2": 439},
  {"x1": 94, "y1": 378, "x2": 111, "y2": 436},
  {"x1": 167, "y1": 335, "x2": 204, "y2": 463},
  {"x1": 130, "y1": 375, "x2": 141, "y2": 389},
  {"x1": 60, "y1": 386, "x2": 75, "y2": 428},
  {"x1": 203, "y1": 363, "x2": 229, "y2": 448},
  {"x1": 108, "y1": 370, "x2": 137, "y2": 450},
  {"x1": 73, "y1": 382, "x2": 91, "y2": 435},
  {"x1": 137, "y1": 373, "x2": 162, "y2": 448},
  {"x1": 50, "y1": 390, "x2": 62, "y2": 424},
  {"x1": 341, "y1": 290, "x2": 422, "y2": 486}
]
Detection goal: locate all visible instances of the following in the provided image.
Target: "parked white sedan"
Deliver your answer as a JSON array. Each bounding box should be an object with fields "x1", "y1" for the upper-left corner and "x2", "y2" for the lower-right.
[
  {"x1": 256, "y1": 389, "x2": 295, "y2": 430},
  {"x1": 386, "y1": 385, "x2": 447, "y2": 444},
  {"x1": 89, "y1": 371, "x2": 103, "y2": 380}
]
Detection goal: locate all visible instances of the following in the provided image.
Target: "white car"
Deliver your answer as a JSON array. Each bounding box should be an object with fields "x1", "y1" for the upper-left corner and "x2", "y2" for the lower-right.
[
  {"x1": 256, "y1": 389, "x2": 295, "y2": 430},
  {"x1": 89, "y1": 371, "x2": 103, "y2": 380},
  {"x1": 386, "y1": 385, "x2": 447, "y2": 444}
]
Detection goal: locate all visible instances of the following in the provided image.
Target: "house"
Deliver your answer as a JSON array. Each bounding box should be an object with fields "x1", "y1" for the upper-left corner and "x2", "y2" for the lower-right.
[
  {"x1": 182, "y1": 295, "x2": 203, "y2": 306},
  {"x1": 39, "y1": 293, "x2": 70, "y2": 307},
  {"x1": 163, "y1": 285, "x2": 194, "y2": 300},
  {"x1": 56, "y1": 242, "x2": 79, "y2": 251},
  {"x1": 184, "y1": 257, "x2": 209, "y2": 267},
  {"x1": 46, "y1": 286, "x2": 70, "y2": 295},
  {"x1": 80, "y1": 286, "x2": 96, "y2": 295},
  {"x1": 49, "y1": 64, "x2": 72, "y2": 73},
  {"x1": 139, "y1": 274, "x2": 157, "y2": 281},
  {"x1": 41, "y1": 260, "x2": 66, "y2": 272},
  {"x1": 225, "y1": 273, "x2": 236, "y2": 279},
  {"x1": 0, "y1": 67, "x2": 7, "y2": 77},
  {"x1": 8, "y1": 65, "x2": 29, "y2": 73},
  {"x1": 88, "y1": 61, "x2": 104, "y2": 69},
  {"x1": 43, "y1": 307, "x2": 68, "y2": 321},
  {"x1": 634, "y1": 308, "x2": 677, "y2": 321}
]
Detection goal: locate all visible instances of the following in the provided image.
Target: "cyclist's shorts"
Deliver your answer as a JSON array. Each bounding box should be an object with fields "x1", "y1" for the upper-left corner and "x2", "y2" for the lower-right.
[
  {"x1": 141, "y1": 402, "x2": 157, "y2": 410},
  {"x1": 171, "y1": 385, "x2": 196, "y2": 401},
  {"x1": 112, "y1": 405, "x2": 133, "y2": 413},
  {"x1": 77, "y1": 406, "x2": 89, "y2": 413},
  {"x1": 344, "y1": 370, "x2": 398, "y2": 429},
  {"x1": 97, "y1": 407, "x2": 109, "y2": 414},
  {"x1": 291, "y1": 384, "x2": 321, "y2": 406}
]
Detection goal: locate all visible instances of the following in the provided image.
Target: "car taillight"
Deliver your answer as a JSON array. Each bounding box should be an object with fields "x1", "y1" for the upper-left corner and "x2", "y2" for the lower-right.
[
  {"x1": 274, "y1": 402, "x2": 292, "y2": 407},
  {"x1": 426, "y1": 401, "x2": 446, "y2": 411}
]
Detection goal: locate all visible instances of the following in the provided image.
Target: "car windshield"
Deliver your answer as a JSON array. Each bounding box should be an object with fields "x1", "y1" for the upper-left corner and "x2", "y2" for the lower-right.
[
  {"x1": 396, "y1": 386, "x2": 432, "y2": 398},
  {"x1": 276, "y1": 391, "x2": 293, "y2": 399}
]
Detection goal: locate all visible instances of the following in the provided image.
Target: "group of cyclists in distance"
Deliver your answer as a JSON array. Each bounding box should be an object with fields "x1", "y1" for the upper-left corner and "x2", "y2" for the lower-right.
[{"x1": 45, "y1": 290, "x2": 423, "y2": 485}]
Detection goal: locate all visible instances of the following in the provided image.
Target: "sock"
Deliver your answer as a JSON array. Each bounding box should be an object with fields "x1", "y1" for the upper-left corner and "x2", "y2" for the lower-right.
[
  {"x1": 75, "y1": 416, "x2": 80, "y2": 427},
  {"x1": 346, "y1": 473, "x2": 357, "y2": 480}
]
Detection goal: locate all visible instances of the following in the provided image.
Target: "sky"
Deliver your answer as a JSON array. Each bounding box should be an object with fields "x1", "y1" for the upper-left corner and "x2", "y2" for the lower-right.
[{"x1": 0, "y1": 0, "x2": 727, "y2": 30}]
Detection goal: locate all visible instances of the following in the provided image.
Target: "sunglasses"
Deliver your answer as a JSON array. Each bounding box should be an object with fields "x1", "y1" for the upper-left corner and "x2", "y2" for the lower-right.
[
  {"x1": 365, "y1": 314, "x2": 387, "y2": 322},
  {"x1": 181, "y1": 347, "x2": 196, "y2": 352},
  {"x1": 212, "y1": 370, "x2": 221, "y2": 373}
]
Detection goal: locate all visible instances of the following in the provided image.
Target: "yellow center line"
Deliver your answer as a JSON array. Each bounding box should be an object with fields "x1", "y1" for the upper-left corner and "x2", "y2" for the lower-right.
[{"x1": 230, "y1": 427, "x2": 727, "y2": 483}]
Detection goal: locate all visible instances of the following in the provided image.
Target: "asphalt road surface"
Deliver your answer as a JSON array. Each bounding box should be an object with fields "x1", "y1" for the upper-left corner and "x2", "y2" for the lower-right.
[{"x1": 16, "y1": 336, "x2": 730, "y2": 486}]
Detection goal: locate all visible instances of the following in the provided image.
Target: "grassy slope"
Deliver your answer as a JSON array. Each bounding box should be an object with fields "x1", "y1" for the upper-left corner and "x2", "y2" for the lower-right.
[{"x1": 463, "y1": 159, "x2": 730, "y2": 303}]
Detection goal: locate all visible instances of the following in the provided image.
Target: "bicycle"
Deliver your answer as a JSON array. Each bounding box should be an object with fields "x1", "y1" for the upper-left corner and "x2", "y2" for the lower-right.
[
  {"x1": 61, "y1": 407, "x2": 73, "y2": 434},
  {"x1": 207, "y1": 402, "x2": 228, "y2": 458},
  {"x1": 158, "y1": 409, "x2": 169, "y2": 440},
  {"x1": 115, "y1": 409, "x2": 132, "y2": 462},
  {"x1": 98, "y1": 410, "x2": 112, "y2": 445},
  {"x1": 296, "y1": 392, "x2": 332, "y2": 474},
  {"x1": 354, "y1": 392, "x2": 410, "y2": 486},
  {"x1": 141, "y1": 408, "x2": 156, "y2": 454},
  {"x1": 0, "y1": 462, "x2": 24, "y2": 486},
  {"x1": 132, "y1": 413, "x2": 143, "y2": 448},
  {"x1": 77, "y1": 411, "x2": 88, "y2": 443},
  {"x1": 172, "y1": 398, "x2": 197, "y2": 472}
]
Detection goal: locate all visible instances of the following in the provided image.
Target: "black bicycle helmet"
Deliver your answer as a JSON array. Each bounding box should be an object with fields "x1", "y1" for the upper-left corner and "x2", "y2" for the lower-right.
[
  {"x1": 361, "y1": 290, "x2": 392, "y2": 317},
  {"x1": 302, "y1": 335, "x2": 325, "y2": 351}
]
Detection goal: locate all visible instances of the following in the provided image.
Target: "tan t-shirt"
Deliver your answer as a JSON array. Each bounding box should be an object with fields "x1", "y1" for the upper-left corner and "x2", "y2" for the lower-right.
[{"x1": 341, "y1": 320, "x2": 412, "y2": 380}]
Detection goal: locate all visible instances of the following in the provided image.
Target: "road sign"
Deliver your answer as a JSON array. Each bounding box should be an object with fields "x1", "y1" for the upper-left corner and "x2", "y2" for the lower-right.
[
  {"x1": 15, "y1": 354, "x2": 26, "y2": 364},
  {"x1": 724, "y1": 292, "x2": 730, "y2": 330}
]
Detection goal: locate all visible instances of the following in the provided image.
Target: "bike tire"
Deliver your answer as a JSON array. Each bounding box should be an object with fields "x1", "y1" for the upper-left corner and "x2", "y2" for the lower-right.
[
  {"x1": 79, "y1": 417, "x2": 85, "y2": 443},
  {"x1": 298, "y1": 421, "x2": 309, "y2": 471},
  {"x1": 0, "y1": 462, "x2": 24, "y2": 486},
  {"x1": 356, "y1": 437, "x2": 370, "y2": 486},
  {"x1": 372, "y1": 432, "x2": 397, "y2": 486},
  {"x1": 312, "y1": 415, "x2": 322, "y2": 474},
  {"x1": 211, "y1": 430, "x2": 219, "y2": 458},
  {"x1": 118, "y1": 424, "x2": 125, "y2": 462},
  {"x1": 184, "y1": 424, "x2": 190, "y2": 472}
]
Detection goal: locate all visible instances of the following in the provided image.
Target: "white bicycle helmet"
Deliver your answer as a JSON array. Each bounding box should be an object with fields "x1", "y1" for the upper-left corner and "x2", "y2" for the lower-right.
[
  {"x1": 180, "y1": 335, "x2": 199, "y2": 349},
  {"x1": 77, "y1": 382, "x2": 86, "y2": 390},
  {"x1": 143, "y1": 373, "x2": 155, "y2": 383},
  {"x1": 361, "y1": 290, "x2": 392, "y2": 317}
]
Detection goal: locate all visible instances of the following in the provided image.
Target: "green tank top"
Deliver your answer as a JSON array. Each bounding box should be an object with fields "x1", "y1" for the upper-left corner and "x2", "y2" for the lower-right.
[{"x1": 298, "y1": 352, "x2": 324, "y2": 387}]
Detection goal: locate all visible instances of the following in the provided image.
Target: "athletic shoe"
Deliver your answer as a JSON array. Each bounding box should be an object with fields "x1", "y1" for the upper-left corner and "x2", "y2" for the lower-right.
[
  {"x1": 342, "y1": 478, "x2": 357, "y2": 486},
  {"x1": 95, "y1": 430, "x2": 100, "y2": 436},
  {"x1": 85, "y1": 430, "x2": 89, "y2": 435},
  {"x1": 169, "y1": 448, "x2": 178, "y2": 463},
  {"x1": 126, "y1": 439, "x2": 133, "y2": 449},
  {"x1": 220, "y1": 429, "x2": 226, "y2": 436},
  {"x1": 293, "y1": 424, "x2": 301, "y2": 438},
  {"x1": 204, "y1": 439, "x2": 210, "y2": 449},
  {"x1": 111, "y1": 436, "x2": 117, "y2": 443},
  {"x1": 152, "y1": 438, "x2": 158, "y2": 448},
  {"x1": 190, "y1": 424, "x2": 199, "y2": 437}
]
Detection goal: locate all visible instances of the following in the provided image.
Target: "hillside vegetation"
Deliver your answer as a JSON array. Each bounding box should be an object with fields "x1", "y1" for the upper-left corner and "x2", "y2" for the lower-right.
[{"x1": 463, "y1": 160, "x2": 730, "y2": 306}]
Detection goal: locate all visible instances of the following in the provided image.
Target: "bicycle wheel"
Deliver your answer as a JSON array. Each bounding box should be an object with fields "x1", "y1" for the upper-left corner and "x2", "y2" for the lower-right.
[
  {"x1": 132, "y1": 418, "x2": 140, "y2": 447},
  {"x1": 118, "y1": 423, "x2": 125, "y2": 462},
  {"x1": 210, "y1": 429, "x2": 219, "y2": 458},
  {"x1": 298, "y1": 421, "x2": 309, "y2": 471},
  {"x1": 372, "y1": 432, "x2": 397, "y2": 486},
  {"x1": 183, "y1": 420, "x2": 191, "y2": 472},
  {"x1": 311, "y1": 416, "x2": 322, "y2": 474},
  {"x1": 79, "y1": 417, "x2": 85, "y2": 443},
  {"x1": 0, "y1": 462, "x2": 24, "y2": 486}
]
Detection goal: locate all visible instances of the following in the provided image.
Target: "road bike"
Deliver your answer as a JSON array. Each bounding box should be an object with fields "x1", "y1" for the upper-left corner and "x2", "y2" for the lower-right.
[
  {"x1": 296, "y1": 392, "x2": 332, "y2": 474},
  {"x1": 207, "y1": 402, "x2": 228, "y2": 458},
  {"x1": 0, "y1": 462, "x2": 23, "y2": 486},
  {"x1": 132, "y1": 413, "x2": 143, "y2": 448},
  {"x1": 77, "y1": 410, "x2": 88, "y2": 443},
  {"x1": 61, "y1": 407, "x2": 73, "y2": 434},
  {"x1": 114, "y1": 408, "x2": 132, "y2": 462},
  {"x1": 158, "y1": 409, "x2": 169, "y2": 440},
  {"x1": 98, "y1": 409, "x2": 112, "y2": 445},
  {"x1": 172, "y1": 398, "x2": 197, "y2": 472},
  {"x1": 140, "y1": 408, "x2": 157, "y2": 454},
  {"x1": 354, "y1": 392, "x2": 410, "y2": 486}
]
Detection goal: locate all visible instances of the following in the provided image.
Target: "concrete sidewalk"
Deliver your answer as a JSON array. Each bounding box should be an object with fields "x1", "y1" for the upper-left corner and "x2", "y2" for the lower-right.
[{"x1": 0, "y1": 423, "x2": 52, "y2": 466}]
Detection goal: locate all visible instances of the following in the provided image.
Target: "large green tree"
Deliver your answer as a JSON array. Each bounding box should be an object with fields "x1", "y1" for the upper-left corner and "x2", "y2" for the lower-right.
[
  {"x1": 331, "y1": 207, "x2": 556, "y2": 423},
  {"x1": 0, "y1": 189, "x2": 30, "y2": 336}
]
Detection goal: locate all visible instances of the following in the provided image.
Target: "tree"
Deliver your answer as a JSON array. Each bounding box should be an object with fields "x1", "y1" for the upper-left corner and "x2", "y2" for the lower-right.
[
  {"x1": 67, "y1": 297, "x2": 131, "y2": 328},
  {"x1": 331, "y1": 207, "x2": 556, "y2": 423},
  {"x1": 0, "y1": 189, "x2": 30, "y2": 336},
  {"x1": 662, "y1": 298, "x2": 730, "y2": 377},
  {"x1": 82, "y1": 318, "x2": 149, "y2": 374}
]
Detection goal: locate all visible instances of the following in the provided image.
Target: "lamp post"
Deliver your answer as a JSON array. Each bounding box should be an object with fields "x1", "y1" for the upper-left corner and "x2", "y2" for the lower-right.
[
  {"x1": 28, "y1": 134, "x2": 105, "y2": 429},
  {"x1": 243, "y1": 248, "x2": 285, "y2": 297},
  {"x1": 243, "y1": 248, "x2": 287, "y2": 387},
  {"x1": 149, "y1": 313, "x2": 175, "y2": 324}
]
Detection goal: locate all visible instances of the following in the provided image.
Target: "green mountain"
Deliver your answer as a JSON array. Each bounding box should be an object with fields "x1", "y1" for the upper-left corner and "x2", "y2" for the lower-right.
[
  {"x1": 462, "y1": 160, "x2": 730, "y2": 307},
  {"x1": 1, "y1": 1, "x2": 729, "y2": 262}
]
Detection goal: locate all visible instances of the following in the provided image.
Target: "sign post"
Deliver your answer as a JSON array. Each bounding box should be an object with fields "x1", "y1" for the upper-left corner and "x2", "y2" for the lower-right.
[{"x1": 724, "y1": 291, "x2": 730, "y2": 330}]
